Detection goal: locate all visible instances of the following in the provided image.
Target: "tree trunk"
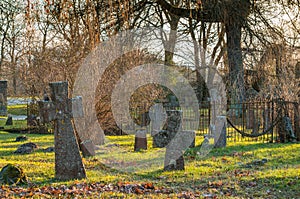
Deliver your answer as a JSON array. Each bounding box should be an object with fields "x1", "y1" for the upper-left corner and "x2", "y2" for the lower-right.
[
  {"x1": 225, "y1": 21, "x2": 245, "y2": 104},
  {"x1": 156, "y1": 0, "x2": 250, "y2": 105},
  {"x1": 164, "y1": 13, "x2": 180, "y2": 65}
]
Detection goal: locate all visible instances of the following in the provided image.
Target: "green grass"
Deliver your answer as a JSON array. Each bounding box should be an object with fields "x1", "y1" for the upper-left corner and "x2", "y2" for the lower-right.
[
  {"x1": 0, "y1": 119, "x2": 27, "y2": 129},
  {"x1": 7, "y1": 104, "x2": 28, "y2": 116},
  {"x1": 0, "y1": 131, "x2": 299, "y2": 198},
  {"x1": 0, "y1": 104, "x2": 37, "y2": 129}
]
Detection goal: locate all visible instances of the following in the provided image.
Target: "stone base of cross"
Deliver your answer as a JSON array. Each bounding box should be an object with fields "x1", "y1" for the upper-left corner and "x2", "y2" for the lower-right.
[{"x1": 38, "y1": 81, "x2": 88, "y2": 180}]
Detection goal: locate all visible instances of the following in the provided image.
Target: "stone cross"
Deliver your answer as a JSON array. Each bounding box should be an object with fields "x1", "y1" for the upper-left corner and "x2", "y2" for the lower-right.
[
  {"x1": 0, "y1": 81, "x2": 7, "y2": 116},
  {"x1": 38, "y1": 81, "x2": 87, "y2": 180}
]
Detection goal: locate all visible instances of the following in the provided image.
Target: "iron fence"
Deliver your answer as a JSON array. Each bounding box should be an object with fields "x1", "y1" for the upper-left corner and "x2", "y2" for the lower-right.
[{"x1": 130, "y1": 99, "x2": 300, "y2": 143}]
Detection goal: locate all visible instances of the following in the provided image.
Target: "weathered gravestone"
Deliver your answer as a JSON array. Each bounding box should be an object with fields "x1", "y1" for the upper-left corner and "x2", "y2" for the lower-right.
[
  {"x1": 209, "y1": 96, "x2": 227, "y2": 148},
  {"x1": 0, "y1": 164, "x2": 28, "y2": 185},
  {"x1": 149, "y1": 103, "x2": 167, "y2": 139},
  {"x1": 214, "y1": 116, "x2": 227, "y2": 148},
  {"x1": 134, "y1": 129, "x2": 147, "y2": 151},
  {"x1": 133, "y1": 111, "x2": 150, "y2": 152},
  {"x1": 39, "y1": 91, "x2": 95, "y2": 158},
  {"x1": 152, "y1": 110, "x2": 182, "y2": 148},
  {"x1": 38, "y1": 81, "x2": 86, "y2": 180},
  {"x1": 152, "y1": 110, "x2": 195, "y2": 170},
  {"x1": 0, "y1": 81, "x2": 7, "y2": 116}
]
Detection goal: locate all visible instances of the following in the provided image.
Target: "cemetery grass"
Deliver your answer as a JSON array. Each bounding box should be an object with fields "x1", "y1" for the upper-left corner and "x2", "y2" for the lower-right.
[
  {"x1": 7, "y1": 104, "x2": 28, "y2": 116},
  {"x1": 0, "y1": 131, "x2": 299, "y2": 198},
  {"x1": 0, "y1": 104, "x2": 28, "y2": 129}
]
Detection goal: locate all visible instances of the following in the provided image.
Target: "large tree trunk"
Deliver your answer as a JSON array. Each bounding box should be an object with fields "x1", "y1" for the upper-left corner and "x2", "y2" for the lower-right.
[
  {"x1": 156, "y1": 0, "x2": 250, "y2": 104},
  {"x1": 225, "y1": 21, "x2": 245, "y2": 104},
  {"x1": 164, "y1": 13, "x2": 180, "y2": 65}
]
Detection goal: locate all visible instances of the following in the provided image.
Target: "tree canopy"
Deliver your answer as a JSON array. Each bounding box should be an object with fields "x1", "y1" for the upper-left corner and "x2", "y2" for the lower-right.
[{"x1": 0, "y1": 0, "x2": 298, "y2": 101}]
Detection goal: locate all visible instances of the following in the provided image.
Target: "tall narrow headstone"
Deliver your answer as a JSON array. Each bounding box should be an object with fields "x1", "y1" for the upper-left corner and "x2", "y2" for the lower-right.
[
  {"x1": 0, "y1": 81, "x2": 7, "y2": 116},
  {"x1": 214, "y1": 116, "x2": 227, "y2": 148},
  {"x1": 49, "y1": 81, "x2": 86, "y2": 180}
]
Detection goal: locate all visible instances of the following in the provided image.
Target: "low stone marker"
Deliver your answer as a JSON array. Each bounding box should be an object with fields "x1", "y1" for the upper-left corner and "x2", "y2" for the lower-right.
[
  {"x1": 134, "y1": 129, "x2": 147, "y2": 151},
  {"x1": 15, "y1": 135, "x2": 28, "y2": 142},
  {"x1": 39, "y1": 81, "x2": 86, "y2": 180},
  {"x1": 42, "y1": 146, "x2": 55, "y2": 153},
  {"x1": 14, "y1": 142, "x2": 38, "y2": 154}
]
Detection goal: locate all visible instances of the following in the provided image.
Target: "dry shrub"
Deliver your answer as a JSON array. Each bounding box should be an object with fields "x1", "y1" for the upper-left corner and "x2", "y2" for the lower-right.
[{"x1": 95, "y1": 50, "x2": 166, "y2": 135}]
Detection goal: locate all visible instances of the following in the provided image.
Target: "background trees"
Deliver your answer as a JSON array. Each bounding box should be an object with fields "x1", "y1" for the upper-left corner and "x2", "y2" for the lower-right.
[{"x1": 0, "y1": 0, "x2": 298, "y2": 104}]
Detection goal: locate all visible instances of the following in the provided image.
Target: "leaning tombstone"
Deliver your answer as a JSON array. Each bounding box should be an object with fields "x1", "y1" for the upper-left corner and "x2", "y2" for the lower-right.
[
  {"x1": 149, "y1": 103, "x2": 167, "y2": 146},
  {"x1": 40, "y1": 81, "x2": 86, "y2": 180},
  {"x1": 150, "y1": 108, "x2": 195, "y2": 171},
  {"x1": 152, "y1": 110, "x2": 181, "y2": 148},
  {"x1": 71, "y1": 96, "x2": 95, "y2": 157},
  {"x1": 214, "y1": 116, "x2": 227, "y2": 148},
  {"x1": 163, "y1": 110, "x2": 187, "y2": 171},
  {"x1": 0, "y1": 81, "x2": 7, "y2": 116},
  {"x1": 184, "y1": 130, "x2": 196, "y2": 148},
  {"x1": 164, "y1": 129, "x2": 194, "y2": 171}
]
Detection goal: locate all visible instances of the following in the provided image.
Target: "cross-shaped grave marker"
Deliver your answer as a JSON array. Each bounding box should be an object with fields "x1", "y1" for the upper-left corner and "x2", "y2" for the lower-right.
[{"x1": 38, "y1": 81, "x2": 89, "y2": 180}]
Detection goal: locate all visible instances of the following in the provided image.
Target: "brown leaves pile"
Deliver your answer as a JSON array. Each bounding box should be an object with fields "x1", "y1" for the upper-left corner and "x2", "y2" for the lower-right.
[{"x1": 0, "y1": 182, "x2": 178, "y2": 198}]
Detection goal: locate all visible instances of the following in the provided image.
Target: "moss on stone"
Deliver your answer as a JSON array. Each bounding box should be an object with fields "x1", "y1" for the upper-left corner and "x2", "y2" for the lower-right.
[{"x1": 0, "y1": 164, "x2": 28, "y2": 185}]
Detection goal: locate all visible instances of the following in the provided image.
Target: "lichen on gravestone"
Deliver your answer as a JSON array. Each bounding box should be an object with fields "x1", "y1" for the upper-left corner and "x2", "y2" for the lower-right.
[{"x1": 0, "y1": 164, "x2": 28, "y2": 185}]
